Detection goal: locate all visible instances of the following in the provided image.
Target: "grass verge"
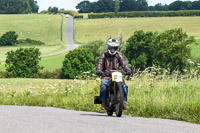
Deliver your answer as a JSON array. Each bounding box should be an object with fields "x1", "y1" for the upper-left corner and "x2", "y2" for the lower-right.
[{"x1": 0, "y1": 75, "x2": 200, "y2": 124}]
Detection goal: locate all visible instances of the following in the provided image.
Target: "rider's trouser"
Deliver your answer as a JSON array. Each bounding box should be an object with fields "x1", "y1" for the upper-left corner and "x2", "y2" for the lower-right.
[{"x1": 100, "y1": 78, "x2": 128, "y2": 102}]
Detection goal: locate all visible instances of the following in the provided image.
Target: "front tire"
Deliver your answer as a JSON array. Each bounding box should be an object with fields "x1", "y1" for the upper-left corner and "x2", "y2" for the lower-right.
[{"x1": 115, "y1": 82, "x2": 123, "y2": 117}]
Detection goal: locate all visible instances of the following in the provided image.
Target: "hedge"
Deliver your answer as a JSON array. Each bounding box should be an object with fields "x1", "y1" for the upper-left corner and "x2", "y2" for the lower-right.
[{"x1": 88, "y1": 10, "x2": 200, "y2": 19}]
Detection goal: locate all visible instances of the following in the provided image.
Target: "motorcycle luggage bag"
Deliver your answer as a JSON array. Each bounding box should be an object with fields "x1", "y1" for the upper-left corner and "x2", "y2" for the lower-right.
[{"x1": 94, "y1": 96, "x2": 102, "y2": 104}]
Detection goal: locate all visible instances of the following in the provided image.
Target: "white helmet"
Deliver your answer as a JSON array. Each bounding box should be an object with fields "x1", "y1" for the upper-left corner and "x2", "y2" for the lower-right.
[{"x1": 106, "y1": 39, "x2": 120, "y2": 55}]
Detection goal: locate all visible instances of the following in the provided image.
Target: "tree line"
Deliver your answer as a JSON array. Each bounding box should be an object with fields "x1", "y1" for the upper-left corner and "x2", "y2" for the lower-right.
[
  {"x1": 0, "y1": 0, "x2": 39, "y2": 14},
  {"x1": 76, "y1": 0, "x2": 200, "y2": 13}
]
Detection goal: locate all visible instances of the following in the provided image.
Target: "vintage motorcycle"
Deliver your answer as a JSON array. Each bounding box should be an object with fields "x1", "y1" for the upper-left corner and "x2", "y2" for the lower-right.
[{"x1": 94, "y1": 70, "x2": 124, "y2": 117}]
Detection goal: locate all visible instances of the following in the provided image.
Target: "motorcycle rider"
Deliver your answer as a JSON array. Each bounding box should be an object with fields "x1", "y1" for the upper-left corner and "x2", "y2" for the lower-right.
[{"x1": 96, "y1": 38, "x2": 131, "y2": 110}]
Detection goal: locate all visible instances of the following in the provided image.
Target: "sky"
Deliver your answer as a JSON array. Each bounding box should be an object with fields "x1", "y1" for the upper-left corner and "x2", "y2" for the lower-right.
[{"x1": 36, "y1": 0, "x2": 195, "y2": 12}]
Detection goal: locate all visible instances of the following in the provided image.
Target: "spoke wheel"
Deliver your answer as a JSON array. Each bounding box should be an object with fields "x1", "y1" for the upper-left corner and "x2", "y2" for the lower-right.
[{"x1": 115, "y1": 82, "x2": 123, "y2": 117}]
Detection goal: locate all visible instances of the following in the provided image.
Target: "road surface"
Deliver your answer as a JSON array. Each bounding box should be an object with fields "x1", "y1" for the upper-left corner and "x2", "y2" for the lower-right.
[{"x1": 0, "y1": 105, "x2": 200, "y2": 133}]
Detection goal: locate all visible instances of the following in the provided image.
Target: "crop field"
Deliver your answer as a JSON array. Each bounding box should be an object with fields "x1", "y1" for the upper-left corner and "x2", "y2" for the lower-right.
[
  {"x1": 0, "y1": 14, "x2": 63, "y2": 45},
  {"x1": 75, "y1": 17, "x2": 200, "y2": 43},
  {"x1": 0, "y1": 73, "x2": 200, "y2": 124}
]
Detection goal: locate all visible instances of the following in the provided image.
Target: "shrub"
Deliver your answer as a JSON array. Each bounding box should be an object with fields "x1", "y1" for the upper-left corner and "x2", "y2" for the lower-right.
[
  {"x1": 88, "y1": 10, "x2": 200, "y2": 19},
  {"x1": 81, "y1": 40, "x2": 106, "y2": 62},
  {"x1": 0, "y1": 31, "x2": 18, "y2": 46},
  {"x1": 17, "y1": 38, "x2": 45, "y2": 46},
  {"x1": 62, "y1": 48, "x2": 95, "y2": 79},
  {"x1": 74, "y1": 15, "x2": 84, "y2": 19},
  {"x1": 39, "y1": 69, "x2": 64, "y2": 79},
  {"x1": 124, "y1": 28, "x2": 196, "y2": 71},
  {"x1": 5, "y1": 47, "x2": 43, "y2": 78},
  {"x1": 58, "y1": 10, "x2": 79, "y2": 17}
]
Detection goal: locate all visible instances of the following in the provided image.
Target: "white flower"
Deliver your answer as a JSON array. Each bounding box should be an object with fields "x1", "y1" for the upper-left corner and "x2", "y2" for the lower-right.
[
  {"x1": 96, "y1": 78, "x2": 101, "y2": 81},
  {"x1": 83, "y1": 71, "x2": 90, "y2": 74},
  {"x1": 183, "y1": 69, "x2": 187, "y2": 72},
  {"x1": 187, "y1": 59, "x2": 194, "y2": 64}
]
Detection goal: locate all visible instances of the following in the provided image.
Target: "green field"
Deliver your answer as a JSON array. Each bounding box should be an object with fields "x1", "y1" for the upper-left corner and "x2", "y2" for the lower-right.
[
  {"x1": 40, "y1": 52, "x2": 67, "y2": 71},
  {"x1": 0, "y1": 14, "x2": 66, "y2": 71},
  {"x1": 0, "y1": 14, "x2": 63, "y2": 45},
  {"x1": 1, "y1": 74, "x2": 200, "y2": 124},
  {"x1": 75, "y1": 17, "x2": 200, "y2": 43},
  {"x1": 0, "y1": 51, "x2": 67, "y2": 72}
]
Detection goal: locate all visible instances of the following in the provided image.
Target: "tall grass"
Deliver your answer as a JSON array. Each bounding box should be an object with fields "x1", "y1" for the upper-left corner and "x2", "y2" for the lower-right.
[{"x1": 0, "y1": 71, "x2": 200, "y2": 124}]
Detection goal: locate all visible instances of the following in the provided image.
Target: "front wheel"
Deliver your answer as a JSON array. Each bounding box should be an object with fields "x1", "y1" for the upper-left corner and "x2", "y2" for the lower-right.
[{"x1": 115, "y1": 82, "x2": 123, "y2": 117}]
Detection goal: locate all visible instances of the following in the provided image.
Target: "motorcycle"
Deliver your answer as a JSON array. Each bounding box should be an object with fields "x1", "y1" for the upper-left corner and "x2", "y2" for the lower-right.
[{"x1": 94, "y1": 70, "x2": 124, "y2": 117}]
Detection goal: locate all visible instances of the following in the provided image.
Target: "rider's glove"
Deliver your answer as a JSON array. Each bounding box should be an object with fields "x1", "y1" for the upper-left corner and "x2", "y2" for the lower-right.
[
  {"x1": 96, "y1": 71, "x2": 102, "y2": 76},
  {"x1": 126, "y1": 71, "x2": 132, "y2": 76}
]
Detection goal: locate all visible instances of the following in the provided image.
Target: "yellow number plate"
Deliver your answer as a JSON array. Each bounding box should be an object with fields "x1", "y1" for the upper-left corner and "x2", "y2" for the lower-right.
[{"x1": 112, "y1": 72, "x2": 122, "y2": 82}]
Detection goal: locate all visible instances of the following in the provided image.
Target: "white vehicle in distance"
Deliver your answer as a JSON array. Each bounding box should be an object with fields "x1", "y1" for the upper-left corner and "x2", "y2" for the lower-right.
[{"x1": 66, "y1": 15, "x2": 69, "y2": 18}]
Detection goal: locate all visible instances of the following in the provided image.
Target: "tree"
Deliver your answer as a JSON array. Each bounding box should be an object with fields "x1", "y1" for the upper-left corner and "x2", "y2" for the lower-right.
[
  {"x1": 192, "y1": 1, "x2": 200, "y2": 10},
  {"x1": 5, "y1": 47, "x2": 43, "y2": 78},
  {"x1": 115, "y1": 0, "x2": 120, "y2": 13},
  {"x1": 48, "y1": 6, "x2": 58, "y2": 14},
  {"x1": 0, "y1": 0, "x2": 38, "y2": 14},
  {"x1": 124, "y1": 28, "x2": 195, "y2": 71},
  {"x1": 76, "y1": 0, "x2": 91, "y2": 13},
  {"x1": 62, "y1": 48, "x2": 95, "y2": 79},
  {"x1": 0, "y1": 31, "x2": 18, "y2": 46},
  {"x1": 168, "y1": 1, "x2": 192, "y2": 11}
]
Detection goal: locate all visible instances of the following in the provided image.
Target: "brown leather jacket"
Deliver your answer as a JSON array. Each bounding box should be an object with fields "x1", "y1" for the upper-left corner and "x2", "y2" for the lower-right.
[{"x1": 96, "y1": 52, "x2": 130, "y2": 78}]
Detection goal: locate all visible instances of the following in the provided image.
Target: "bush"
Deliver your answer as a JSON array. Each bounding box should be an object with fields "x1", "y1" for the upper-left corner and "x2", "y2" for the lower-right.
[
  {"x1": 88, "y1": 10, "x2": 200, "y2": 19},
  {"x1": 5, "y1": 47, "x2": 43, "y2": 78},
  {"x1": 0, "y1": 31, "x2": 18, "y2": 46},
  {"x1": 58, "y1": 10, "x2": 79, "y2": 17},
  {"x1": 62, "y1": 48, "x2": 95, "y2": 79},
  {"x1": 39, "y1": 69, "x2": 64, "y2": 79},
  {"x1": 124, "y1": 28, "x2": 196, "y2": 71},
  {"x1": 17, "y1": 38, "x2": 45, "y2": 46},
  {"x1": 81, "y1": 40, "x2": 106, "y2": 62},
  {"x1": 74, "y1": 15, "x2": 84, "y2": 19}
]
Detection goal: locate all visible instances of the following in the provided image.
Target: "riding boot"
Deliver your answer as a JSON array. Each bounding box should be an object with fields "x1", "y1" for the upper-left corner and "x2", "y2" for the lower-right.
[
  {"x1": 100, "y1": 102, "x2": 106, "y2": 110},
  {"x1": 123, "y1": 102, "x2": 129, "y2": 110}
]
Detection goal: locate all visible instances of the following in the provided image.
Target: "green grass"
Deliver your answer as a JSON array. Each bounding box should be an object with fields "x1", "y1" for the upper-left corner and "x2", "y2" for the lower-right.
[
  {"x1": 0, "y1": 45, "x2": 67, "y2": 62},
  {"x1": 191, "y1": 39, "x2": 200, "y2": 58},
  {"x1": 1, "y1": 74, "x2": 200, "y2": 124},
  {"x1": 75, "y1": 17, "x2": 200, "y2": 43},
  {"x1": 0, "y1": 14, "x2": 63, "y2": 45},
  {"x1": 0, "y1": 51, "x2": 67, "y2": 72},
  {"x1": 40, "y1": 52, "x2": 67, "y2": 72}
]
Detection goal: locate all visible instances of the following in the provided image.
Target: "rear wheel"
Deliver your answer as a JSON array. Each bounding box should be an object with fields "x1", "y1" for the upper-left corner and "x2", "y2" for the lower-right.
[{"x1": 115, "y1": 82, "x2": 123, "y2": 117}]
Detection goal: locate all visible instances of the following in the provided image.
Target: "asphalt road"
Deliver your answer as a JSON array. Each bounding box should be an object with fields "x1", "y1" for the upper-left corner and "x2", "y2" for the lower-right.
[
  {"x1": 0, "y1": 105, "x2": 200, "y2": 133},
  {"x1": 40, "y1": 14, "x2": 78, "y2": 58}
]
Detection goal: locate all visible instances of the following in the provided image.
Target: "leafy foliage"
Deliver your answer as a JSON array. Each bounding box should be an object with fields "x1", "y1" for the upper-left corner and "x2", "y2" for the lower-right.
[
  {"x1": 0, "y1": 31, "x2": 18, "y2": 46},
  {"x1": 81, "y1": 40, "x2": 106, "y2": 62},
  {"x1": 124, "y1": 28, "x2": 196, "y2": 71},
  {"x1": 0, "y1": 0, "x2": 39, "y2": 14},
  {"x1": 88, "y1": 10, "x2": 200, "y2": 19},
  {"x1": 48, "y1": 6, "x2": 58, "y2": 14},
  {"x1": 17, "y1": 38, "x2": 45, "y2": 46},
  {"x1": 76, "y1": 0, "x2": 200, "y2": 13},
  {"x1": 5, "y1": 47, "x2": 43, "y2": 78},
  {"x1": 62, "y1": 48, "x2": 95, "y2": 79}
]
